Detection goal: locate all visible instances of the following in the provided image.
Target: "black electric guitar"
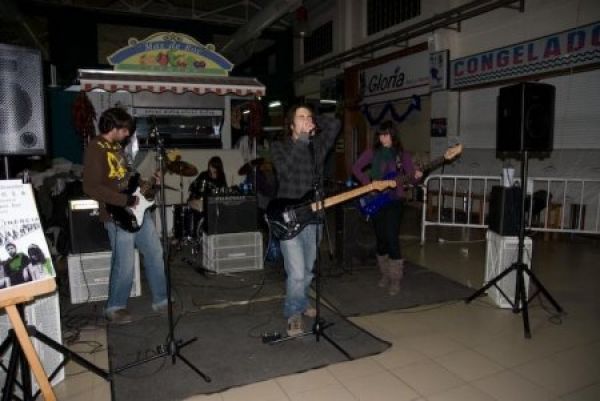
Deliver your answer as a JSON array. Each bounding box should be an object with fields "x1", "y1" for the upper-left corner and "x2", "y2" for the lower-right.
[
  {"x1": 106, "y1": 173, "x2": 157, "y2": 232},
  {"x1": 266, "y1": 180, "x2": 396, "y2": 240}
]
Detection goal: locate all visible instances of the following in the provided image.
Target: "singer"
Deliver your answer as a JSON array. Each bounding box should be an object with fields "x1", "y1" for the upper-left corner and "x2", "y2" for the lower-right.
[{"x1": 270, "y1": 103, "x2": 340, "y2": 336}]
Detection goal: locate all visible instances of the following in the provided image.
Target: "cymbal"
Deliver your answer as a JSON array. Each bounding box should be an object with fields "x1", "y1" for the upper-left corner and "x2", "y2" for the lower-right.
[
  {"x1": 167, "y1": 160, "x2": 198, "y2": 177},
  {"x1": 238, "y1": 157, "x2": 265, "y2": 175}
]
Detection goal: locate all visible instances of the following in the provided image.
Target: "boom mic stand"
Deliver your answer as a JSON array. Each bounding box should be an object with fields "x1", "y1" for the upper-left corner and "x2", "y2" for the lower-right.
[
  {"x1": 466, "y1": 150, "x2": 562, "y2": 338},
  {"x1": 113, "y1": 134, "x2": 210, "y2": 382}
]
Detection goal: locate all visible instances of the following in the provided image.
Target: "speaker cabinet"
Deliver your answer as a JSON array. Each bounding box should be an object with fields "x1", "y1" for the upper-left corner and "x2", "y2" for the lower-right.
[
  {"x1": 336, "y1": 205, "x2": 376, "y2": 268},
  {"x1": 488, "y1": 186, "x2": 522, "y2": 236},
  {"x1": 68, "y1": 199, "x2": 111, "y2": 254},
  {"x1": 497, "y1": 82, "x2": 555, "y2": 154},
  {"x1": 206, "y1": 195, "x2": 258, "y2": 235},
  {"x1": 0, "y1": 44, "x2": 46, "y2": 155}
]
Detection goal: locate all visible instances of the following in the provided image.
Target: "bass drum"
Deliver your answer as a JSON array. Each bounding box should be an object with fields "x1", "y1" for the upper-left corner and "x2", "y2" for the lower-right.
[{"x1": 172, "y1": 205, "x2": 203, "y2": 240}]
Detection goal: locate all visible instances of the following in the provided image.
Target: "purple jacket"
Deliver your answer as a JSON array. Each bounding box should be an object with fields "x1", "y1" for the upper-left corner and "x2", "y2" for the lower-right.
[{"x1": 352, "y1": 148, "x2": 417, "y2": 199}]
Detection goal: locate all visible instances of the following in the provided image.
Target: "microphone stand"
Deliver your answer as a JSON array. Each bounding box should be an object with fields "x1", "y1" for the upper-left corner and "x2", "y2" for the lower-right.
[
  {"x1": 113, "y1": 130, "x2": 210, "y2": 382},
  {"x1": 271, "y1": 134, "x2": 351, "y2": 360}
]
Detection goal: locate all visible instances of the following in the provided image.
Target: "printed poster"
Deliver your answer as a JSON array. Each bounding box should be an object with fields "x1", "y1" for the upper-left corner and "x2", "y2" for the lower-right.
[{"x1": 0, "y1": 180, "x2": 55, "y2": 293}]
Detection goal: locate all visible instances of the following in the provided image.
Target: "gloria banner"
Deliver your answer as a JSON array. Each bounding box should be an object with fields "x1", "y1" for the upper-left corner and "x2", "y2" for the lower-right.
[
  {"x1": 450, "y1": 21, "x2": 600, "y2": 89},
  {"x1": 359, "y1": 50, "x2": 430, "y2": 104}
]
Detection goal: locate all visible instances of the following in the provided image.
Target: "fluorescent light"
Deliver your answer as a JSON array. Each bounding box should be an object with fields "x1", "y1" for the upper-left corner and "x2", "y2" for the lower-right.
[
  {"x1": 319, "y1": 99, "x2": 337, "y2": 104},
  {"x1": 268, "y1": 100, "x2": 281, "y2": 108},
  {"x1": 243, "y1": 110, "x2": 250, "y2": 115}
]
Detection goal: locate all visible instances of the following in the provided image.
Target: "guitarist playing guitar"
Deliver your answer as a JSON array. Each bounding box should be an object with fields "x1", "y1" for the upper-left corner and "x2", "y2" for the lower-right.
[
  {"x1": 351, "y1": 121, "x2": 423, "y2": 296},
  {"x1": 83, "y1": 107, "x2": 169, "y2": 325},
  {"x1": 270, "y1": 104, "x2": 341, "y2": 337}
]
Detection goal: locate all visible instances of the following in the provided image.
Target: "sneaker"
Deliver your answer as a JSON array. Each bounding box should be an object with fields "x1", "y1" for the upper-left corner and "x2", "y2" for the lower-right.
[
  {"x1": 105, "y1": 309, "x2": 133, "y2": 325},
  {"x1": 286, "y1": 314, "x2": 304, "y2": 337},
  {"x1": 303, "y1": 307, "x2": 317, "y2": 318}
]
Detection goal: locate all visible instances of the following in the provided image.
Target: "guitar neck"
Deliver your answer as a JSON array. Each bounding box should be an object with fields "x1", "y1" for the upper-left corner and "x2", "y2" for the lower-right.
[
  {"x1": 309, "y1": 182, "x2": 385, "y2": 212},
  {"x1": 397, "y1": 155, "x2": 446, "y2": 186}
]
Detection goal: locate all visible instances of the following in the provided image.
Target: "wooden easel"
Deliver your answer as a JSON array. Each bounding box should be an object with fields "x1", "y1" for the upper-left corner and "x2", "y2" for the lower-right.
[{"x1": 0, "y1": 279, "x2": 57, "y2": 401}]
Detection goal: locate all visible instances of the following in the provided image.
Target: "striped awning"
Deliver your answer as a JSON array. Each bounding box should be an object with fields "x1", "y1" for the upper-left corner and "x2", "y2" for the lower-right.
[{"x1": 78, "y1": 69, "x2": 265, "y2": 97}]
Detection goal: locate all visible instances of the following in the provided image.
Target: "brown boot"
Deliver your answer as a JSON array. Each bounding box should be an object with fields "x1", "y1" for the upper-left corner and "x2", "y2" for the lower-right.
[
  {"x1": 376, "y1": 254, "x2": 390, "y2": 288},
  {"x1": 388, "y1": 258, "x2": 404, "y2": 296}
]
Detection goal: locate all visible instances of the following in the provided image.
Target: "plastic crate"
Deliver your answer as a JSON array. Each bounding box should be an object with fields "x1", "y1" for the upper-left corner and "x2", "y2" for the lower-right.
[
  {"x1": 484, "y1": 230, "x2": 532, "y2": 308},
  {"x1": 67, "y1": 251, "x2": 141, "y2": 304},
  {"x1": 203, "y1": 231, "x2": 263, "y2": 273}
]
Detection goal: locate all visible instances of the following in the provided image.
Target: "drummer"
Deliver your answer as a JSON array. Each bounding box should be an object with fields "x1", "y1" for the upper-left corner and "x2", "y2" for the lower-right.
[{"x1": 188, "y1": 156, "x2": 228, "y2": 206}]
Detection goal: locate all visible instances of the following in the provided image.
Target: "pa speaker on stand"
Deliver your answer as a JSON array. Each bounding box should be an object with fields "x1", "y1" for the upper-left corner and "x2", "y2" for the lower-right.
[
  {"x1": 496, "y1": 82, "x2": 555, "y2": 155},
  {"x1": 0, "y1": 44, "x2": 46, "y2": 156}
]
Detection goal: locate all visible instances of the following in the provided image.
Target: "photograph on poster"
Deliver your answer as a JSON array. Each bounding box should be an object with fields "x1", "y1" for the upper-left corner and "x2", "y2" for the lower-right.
[{"x1": 0, "y1": 180, "x2": 55, "y2": 292}]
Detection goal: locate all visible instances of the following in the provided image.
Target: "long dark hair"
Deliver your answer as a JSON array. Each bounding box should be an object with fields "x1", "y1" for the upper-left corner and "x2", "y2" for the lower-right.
[
  {"x1": 207, "y1": 156, "x2": 226, "y2": 183},
  {"x1": 285, "y1": 103, "x2": 315, "y2": 137},
  {"x1": 372, "y1": 120, "x2": 404, "y2": 153}
]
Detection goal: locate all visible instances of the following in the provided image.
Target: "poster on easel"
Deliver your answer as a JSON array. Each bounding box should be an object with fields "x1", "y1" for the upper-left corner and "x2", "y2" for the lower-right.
[{"x1": 0, "y1": 180, "x2": 56, "y2": 303}]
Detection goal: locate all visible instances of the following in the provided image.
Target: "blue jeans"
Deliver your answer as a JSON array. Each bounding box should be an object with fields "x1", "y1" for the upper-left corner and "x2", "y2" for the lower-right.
[
  {"x1": 104, "y1": 212, "x2": 167, "y2": 313},
  {"x1": 280, "y1": 224, "x2": 320, "y2": 318}
]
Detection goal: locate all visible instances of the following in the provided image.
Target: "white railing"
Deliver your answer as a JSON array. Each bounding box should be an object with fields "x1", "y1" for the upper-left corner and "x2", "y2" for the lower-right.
[{"x1": 421, "y1": 174, "x2": 600, "y2": 243}]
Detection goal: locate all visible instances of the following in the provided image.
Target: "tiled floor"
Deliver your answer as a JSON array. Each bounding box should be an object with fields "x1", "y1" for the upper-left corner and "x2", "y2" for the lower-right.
[{"x1": 52, "y1": 217, "x2": 600, "y2": 401}]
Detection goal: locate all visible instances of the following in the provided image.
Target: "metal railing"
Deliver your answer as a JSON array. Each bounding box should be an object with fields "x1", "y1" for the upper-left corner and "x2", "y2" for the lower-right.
[{"x1": 421, "y1": 174, "x2": 600, "y2": 243}]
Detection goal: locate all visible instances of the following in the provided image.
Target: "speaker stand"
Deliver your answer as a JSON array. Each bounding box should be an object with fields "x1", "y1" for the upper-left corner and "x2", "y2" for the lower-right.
[{"x1": 466, "y1": 151, "x2": 563, "y2": 338}]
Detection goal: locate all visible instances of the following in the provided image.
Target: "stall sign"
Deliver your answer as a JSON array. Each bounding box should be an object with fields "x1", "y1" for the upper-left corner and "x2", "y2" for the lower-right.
[
  {"x1": 359, "y1": 50, "x2": 430, "y2": 104},
  {"x1": 108, "y1": 32, "x2": 233, "y2": 76},
  {"x1": 450, "y1": 21, "x2": 600, "y2": 89}
]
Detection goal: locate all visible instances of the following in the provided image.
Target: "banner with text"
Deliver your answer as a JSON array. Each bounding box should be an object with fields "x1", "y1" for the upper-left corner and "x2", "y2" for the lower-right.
[
  {"x1": 359, "y1": 50, "x2": 430, "y2": 105},
  {"x1": 450, "y1": 21, "x2": 600, "y2": 89}
]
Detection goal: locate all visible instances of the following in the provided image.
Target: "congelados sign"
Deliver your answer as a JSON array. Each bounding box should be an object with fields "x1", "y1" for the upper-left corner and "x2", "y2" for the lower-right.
[
  {"x1": 359, "y1": 50, "x2": 430, "y2": 103},
  {"x1": 450, "y1": 21, "x2": 600, "y2": 89}
]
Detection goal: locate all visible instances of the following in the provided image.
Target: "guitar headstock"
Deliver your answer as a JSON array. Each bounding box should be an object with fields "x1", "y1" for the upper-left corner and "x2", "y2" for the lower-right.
[
  {"x1": 444, "y1": 143, "x2": 463, "y2": 160},
  {"x1": 372, "y1": 180, "x2": 397, "y2": 191}
]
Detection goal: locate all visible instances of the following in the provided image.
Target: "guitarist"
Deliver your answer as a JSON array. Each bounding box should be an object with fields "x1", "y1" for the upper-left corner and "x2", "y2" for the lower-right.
[
  {"x1": 271, "y1": 104, "x2": 340, "y2": 336},
  {"x1": 82, "y1": 107, "x2": 168, "y2": 324},
  {"x1": 352, "y1": 121, "x2": 423, "y2": 296}
]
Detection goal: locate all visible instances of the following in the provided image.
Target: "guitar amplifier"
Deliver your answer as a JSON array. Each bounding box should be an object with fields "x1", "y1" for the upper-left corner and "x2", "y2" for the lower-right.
[
  {"x1": 206, "y1": 195, "x2": 258, "y2": 235},
  {"x1": 69, "y1": 199, "x2": 111, "y2": 254}
]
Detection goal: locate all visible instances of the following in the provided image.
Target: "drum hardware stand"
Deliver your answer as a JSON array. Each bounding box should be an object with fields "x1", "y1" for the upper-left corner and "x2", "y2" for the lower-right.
[
  {"x1": 466, "y1": 151, "x2": 562, "y2": 338},
  {"x1": 269, "y1": 137, "x2": 352, "y2": 360},
  {"x1": 113, "y1": 132, "x2": 210, "y2": 382}
]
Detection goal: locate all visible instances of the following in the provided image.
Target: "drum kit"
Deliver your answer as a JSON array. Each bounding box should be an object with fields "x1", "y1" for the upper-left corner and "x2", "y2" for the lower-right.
[{"x1": 165, "y1": 159, "x2": 204, "y2": 250}]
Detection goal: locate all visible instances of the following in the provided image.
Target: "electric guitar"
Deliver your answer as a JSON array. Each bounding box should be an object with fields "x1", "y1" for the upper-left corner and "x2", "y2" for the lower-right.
[
  {"x1": 358, "y1": 144, "x2": 463, "y2": 218},
  {"x1": 266, "y1": 180, "x2": 396, "y2": 240},
  {"x1": 106, "y1": 173, "x2": 157, "y2": 232}
]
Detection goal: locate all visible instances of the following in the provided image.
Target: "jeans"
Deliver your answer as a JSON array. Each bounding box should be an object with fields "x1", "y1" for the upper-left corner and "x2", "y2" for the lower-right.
[
  {"x1": 279, "y1": 224, "x2": 320, "y2": 318},
  {"x1": 104, "y1": 212, "x2": 167, "y2": 313}
]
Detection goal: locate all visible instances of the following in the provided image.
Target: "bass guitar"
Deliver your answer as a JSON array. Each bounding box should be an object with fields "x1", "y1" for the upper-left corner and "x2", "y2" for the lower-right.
[
  {"x1": 358, "y1": 144, "x2": 463, "y2": 218},
  {"x1": 266, "y1": 180, "x2": 396, "y2": 240},
  {"x1": 106, "y1": 173, "x2": 157, "y2": 232}
]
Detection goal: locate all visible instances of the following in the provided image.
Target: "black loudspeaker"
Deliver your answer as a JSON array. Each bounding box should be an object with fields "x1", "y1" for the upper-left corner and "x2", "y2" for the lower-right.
[
  {"x1": 68, "y1": 199, "x2": 111, "y2": 253},
  {"x1": 488, "y1": 186, "x2": 522, "y2": 236},
  {"x1": 497, "y1": 82, "x2": 555, "y2": 153},
  {"x1": 336, "y1": 205, "x2": 376, "y2": 268},
  {"x1": 206, "y1": 195, "x2": 258, "y2": 235},
  {"x1": 0, "y1": 44, "x2": 46, "y2": 155}
]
